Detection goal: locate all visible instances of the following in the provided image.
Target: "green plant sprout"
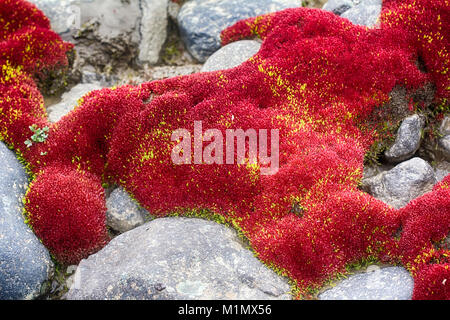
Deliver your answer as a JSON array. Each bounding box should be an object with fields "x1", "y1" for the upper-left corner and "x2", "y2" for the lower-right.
[{"x1": 24, "y1": 124, "x2": 49, "y2": 148}]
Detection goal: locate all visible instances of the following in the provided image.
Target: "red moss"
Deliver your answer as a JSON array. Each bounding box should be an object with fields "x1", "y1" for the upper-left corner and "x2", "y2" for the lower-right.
[
  {"x1": 1, "y1": 0, "x2": 449, "y2": 299},
  {"x1": 25, "y1": 166, "x2": 109, "y2": 265},
  {"x1": 413, "y1": 264, "x2": 450, "y2": 300},
  {"x1": 399, "y1": 176, "x2": 450, "y2": 276},
  {"x1": 0, "y1": 0, "x2": 73, "y2": 72}
]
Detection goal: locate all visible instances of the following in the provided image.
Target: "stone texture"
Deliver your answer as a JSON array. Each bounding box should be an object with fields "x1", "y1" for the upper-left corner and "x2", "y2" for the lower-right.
[
  {"x1": 439, "y1": 116, "x2": 450, "y2": 161},
  {"x1": 66, "y1": 218, "x2": 291, "y2": 300},
  {"x1": 362, "y1": 157, "x2": 437, "y2": 209},
  {"x1": 30, "y1": 0, "x2": 169, "y2": 72},
  {"x1": 340, "y1": 0, "x2": 382, "y2": 27},
  {"x1": 385, "y1": 114, "x2": 425, "y2": 163},
  {"x1": 177, "y1": 0, "x2": 300, "y2": 62},
  {"x1": 168, "y1": 0, "x2": 182, "y2": 21},
  {"x1": 46, "y1": 83, "x2": 103, "y2": 122},
  {"x1": 115, "y1": 65, "x2": 202, "y2": 86},
  {"x1": 434, "y1": 161, "x2": 450, "y2": 182},
  {"x1": 106, "y1": 187, "x2": 148, "y2": 233},
  {"x1": 440, "y1": 116, "x2": 450, "y2": 136},
  {"x1": 28, "y1": 0, "x2": 82, "y2": 35},
  {"x1": 434, "y1": 161, "x2": 450, "y2": 183},
  {"x1": 201, "y1": 40, "x2": 262, "y2": 72},
  {"x1": 439, "y1": 135, "x2": 450, "y2": 161},
  {"x1": 319, "y1": 266, "x2": 413, "y2": 300},
  {"x1": 139, "y1": 0, "x2": 169, "y2": 64},
  {"x1": 363, "y1": 164, "x2": 393, "y2": 181},
  {"x1": 71, "y1": 0, "x2": 141, "y2": 71},
  {"x1": 149, "y1": 65, "x2": 203, "y2": 80},
  {"x1": 322, "y1": 0, "x2": 360, "y2": 16},
  {"x1": 80, "y1": 67, "x2": 118, "y2": 86},
  {"x1": 0, "y1": 142, "x2": 53, "y2": 300}
]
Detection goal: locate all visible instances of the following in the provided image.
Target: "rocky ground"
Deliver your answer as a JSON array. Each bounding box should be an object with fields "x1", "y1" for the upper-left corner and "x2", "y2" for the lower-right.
[{"x1": 1, "y1": 0, "x2": 449, "y2": 300}]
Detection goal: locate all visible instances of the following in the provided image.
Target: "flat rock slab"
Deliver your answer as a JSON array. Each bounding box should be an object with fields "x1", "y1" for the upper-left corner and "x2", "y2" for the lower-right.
[
  {"x1": 202, "y1": 40, "x2": 261, "y2": 72},
  {"x1": 178, "y1": 0, "x2": 300, "y2": 62},
  {"x1": 0, "y1": 142, "x2": 53, "y2": 300},
  {"x1": 66, "y1": 218, "x2": 292, "y2": 300},
  {"x1": 319, "y1": 267, "x2": 413, "y2": 300}
]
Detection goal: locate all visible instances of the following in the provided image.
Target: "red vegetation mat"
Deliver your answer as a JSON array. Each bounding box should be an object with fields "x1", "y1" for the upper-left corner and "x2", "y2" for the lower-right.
[{"x1": 0, "y1": 0, "x2": 449, "y2": 299}]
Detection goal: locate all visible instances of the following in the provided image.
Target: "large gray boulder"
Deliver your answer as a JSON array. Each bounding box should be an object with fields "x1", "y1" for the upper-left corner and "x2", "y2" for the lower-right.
[
  {"x1": 384, "y1": 114, "x2": 424, "y2": 163},
  {"x1": 319, "y1": 266, "x2": 413, "y2": 300},
  {"x1": 0, "y1": 142, "x2": 53, "y2": 300},
  {"x1": 177, "y1": 0, "x2": 300, "y2": 62},
  {"x1": 201, "y1": 40, "x2": 261, "y2": 72},
  {"x1": 66, "y1": 218, "x2": 291, "y2": 300},
  {"x1": 362, "y1": 157, "x2": 437, "y2": 209}
]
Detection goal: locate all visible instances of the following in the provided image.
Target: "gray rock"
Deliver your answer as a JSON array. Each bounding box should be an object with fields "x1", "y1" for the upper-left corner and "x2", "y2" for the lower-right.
[
  {"x1": 362, "y1": 158, "x2": 436, "y2": 209},
  {"x1": 340, "y1": 0, "x2": 382, "y2": 27},
  {"x1": 439, "y1": 135, "x2": 450, "y2": 161},
  {"x1": 106, "y1": 187, "x2": 148, "y2": 233},
  {"x1": 30, "y1": 0, "x2": 169, "y2": 71},
  {"x1": 138, "y1": 0, "x2": 169, "y2": 64},
  {"x1": 168, "y1": 0, "x2": 181, "y2": 21},
  {"x1": 0, "y1": 142, "x2": 53, "y2": 300},
  {"x1": 201, "y1": 40, "x2": 261, "y2": 72},
  {"x1": 46, "y1": 83, "x2": 103, "y2": 122},
  {"x1": 28, "y1": 0, "x2": 82, "y2": 35},
  {"x1": 80, "y1": 68, "x2": 117, "y2": 86},
  {"x1": 115, "y1": 64, "x2": 202, "y2": 86},
  {"x1": 66, "y1": 265, "x2": 78, "y2": 275},
  {"x1": 149, "y1": 64, "x2": 203, "y2": 80},
  {"x1": 385, "y1": 114, "x2": 424, "y2": 163},
  {"x1": 66, "y1": 218, "x2": 291, "y2": 300},
  {"x1": 66, "y1": 275, "x2": 76, "y2": 290},
  {"x1": 178, "y1": 0, "x2": 300, "y2": 62},
  {"x1": 363, "y1": 164, "x2": 393, "y2": 180},
  {"x1": 319, "y1": 266, "x2": 413, "y2": 300},
  {"x1": 438, "y1": 116, "x2": 450, "y2": 161},
  {"x1": 71, "y1": 0, "x2": 140, "y2": 71},
  {"x1": 440, "y1": 116, "x2": 450, "y2": 136},
  {"x1": 322, "y1": 0, "x2": 360, "y2": 16},
  {"x1": 434, "y1": 161, "x2": 450, "y2": 182}
]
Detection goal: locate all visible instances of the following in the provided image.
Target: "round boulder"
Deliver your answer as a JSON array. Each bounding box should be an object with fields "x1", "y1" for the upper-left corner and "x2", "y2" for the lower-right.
[{"x1": 66, "y1": 218, "x2": 291, "y2": 300}]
